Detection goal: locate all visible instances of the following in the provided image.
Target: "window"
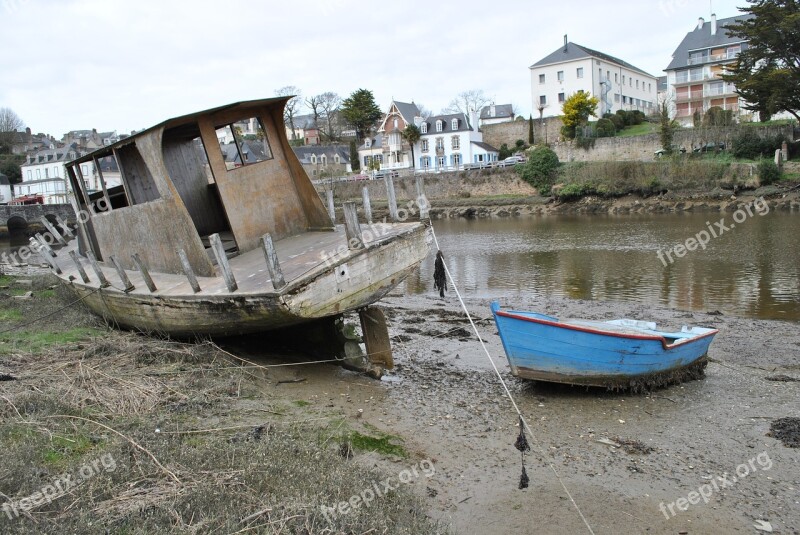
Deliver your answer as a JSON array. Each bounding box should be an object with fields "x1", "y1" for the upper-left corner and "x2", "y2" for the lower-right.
[
  {"x1": 393, "y1": 118, "x2": 398, "y2": 129},
  {"x1": 364, "y1": 156, "x2": 371, "y2": 166},
  {"x1": 435, "y1": 138, "x2": 444, "y2": 151},
  {"x1": 636, "y1": 80, "x2": 640, "y2": 89},
  {"x1": 26, "y1": 170, "x2": 31, "y2": 180},
  {"x1": 614, "y1": 73, "x2": 618, "y2": 83},
  {"x1": 365, "y1": 138, "x2": 371, "y2": 148},
  {"x1": 451, "y1": 118, "x2": 458, "y2": 130},
  {"x1": 557, "y1": 71, "x2": 564, "y2": 81},
  {"x1": 606, "y1": 70, "x2": 610, "y2": 80},
  {"x1": 321, "y1": 154, "x2": 327, "y2": 166},
  {"x1": 44, "y1": 168, "x2": 49, "y2": 178},
  {"x1": 539, "y1": 95, "x2": 547, "y2": 106},
  {"x1": 436, "y1": 120, "x2": 443, "y2": 132},
  {"x1": 649, "y1": 83, "x2": 652, "y2": 93},
  {"x1": 452, "y1": 136, "x2": 460, "y2": 150},
  {"x1": 81, "y1": 165, "x2": 88, "y2": 175},
  {"x1": 558, "y1": 93, "x2": 565, "y2": 103},
  {"x1": 421, "y1": 139, "x2": 429, "y2": 152},
  {"x1": 452, "y1": 153, "x2": 462, "y2": 167},
  {"x1": 311, "y1": 154, "x2": 317, "y2": 164},
  {"x1": 334, "y1": 154, "x2": 340, "y2": 164},
  {"x1": 421, "y1": 156, "x2": 431, "y2": 169},
  {"x1": 614, "y1": 93, "x2": 620, "y2": 102},
  {"x1": 36, "y1": 169, "x2": 41, "y2": 179},
  {"x1": 437, "y1": 156, "x2": 446, "y2": 168},
  {"x1": 374, "y1": 155, "x2": 382, "y2": 164},
  {"x1": 420, "y1": 122, "x2": 428, "y2": 134},
  {"x1": 622, "y1": 75, "x2": 625, "y2": 85},
  {"x1": 576, "y1": 67, "x2": 584, "y2": 78},
  {"x1": 539, "y1": 74, "x2": 545, "y2": 84},
  {"x1": 215, "y1": 117, "x2": 273, "y2": 170}
]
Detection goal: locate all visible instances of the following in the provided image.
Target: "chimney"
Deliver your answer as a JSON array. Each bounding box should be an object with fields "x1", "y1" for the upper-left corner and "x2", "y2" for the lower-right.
[
  {"x1": 711, "y1": 13, "x2": 717, "y2": 35},
  {"x1": 490, "y1": 104, "x2": 496, "y2": 117},
  {"x1": 697, "y1": 17, "x2": 705, "y2": 30},
  {"x1": 563, "y1": 34, "x2": 568, "y2": 52}
]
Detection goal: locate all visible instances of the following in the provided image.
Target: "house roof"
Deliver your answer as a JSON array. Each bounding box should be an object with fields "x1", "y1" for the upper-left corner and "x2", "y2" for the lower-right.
[
  {"x1": 393, "y1": 101, "x2": 420, "y2": 122},
  {"x1": 358, "y1": 136, "x2": 383, "y2": 151},
  {"x1": 530, "y1": 42, "x2": 655, "y2": 78},
  {"x1": 288, "y1": 114, "x2": 318, "y2": 130},
  {"x1": 419, "y1": 113, "x2": 472, "y2": 135},
  {"x1": 292, "y1": 145, "x2": 350, "y2": 165},
  {"x1": 220, "y1": 140, "x2": 271, "y2": 165},
  {"x1": 471, "y1": 141, "x2": 499, "y2": 152},
  {"x1": 479, "y1": 104, "x2": 514, "y2": 120},
  {"x1": 665, "y1": 14, "x2": 754, "y2": 71},
  {"x1": 21, "y1": 143, "x2": 81, "y2": 168}
]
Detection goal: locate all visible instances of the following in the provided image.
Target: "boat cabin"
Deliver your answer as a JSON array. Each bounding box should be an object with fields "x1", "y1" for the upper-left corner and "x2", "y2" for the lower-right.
[{"x1": 65, "y1": 98, "x2": 333, "y2": 278}]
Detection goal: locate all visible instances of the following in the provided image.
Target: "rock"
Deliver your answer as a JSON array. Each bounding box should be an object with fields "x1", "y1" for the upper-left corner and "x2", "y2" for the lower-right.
[{"x1": 13, "y1": 291, "x2": 33, "y2": 300}]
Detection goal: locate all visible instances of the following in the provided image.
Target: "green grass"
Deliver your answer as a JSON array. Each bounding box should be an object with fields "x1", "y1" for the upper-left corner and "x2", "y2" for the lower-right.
[
  {"x1": 349, "y1": 429, "x2": 407, "y2": 458},
  {"x1": 293, "y1": 399, "x2": 311, "y2": 407},
  {"x1": 0, "y1": 309, "x2": 23, "y2": 321},
  {"x1": 0, "y1": 327, "x2": 103, "y2": 355},
  {"x1": 615, "y1": 123, "x2": 657, "y2": 137}
]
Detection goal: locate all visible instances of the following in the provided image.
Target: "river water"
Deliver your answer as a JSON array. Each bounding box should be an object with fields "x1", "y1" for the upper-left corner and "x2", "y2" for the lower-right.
[{"x1": 405, "y1": 211, "x2": 800, "y2": 322}]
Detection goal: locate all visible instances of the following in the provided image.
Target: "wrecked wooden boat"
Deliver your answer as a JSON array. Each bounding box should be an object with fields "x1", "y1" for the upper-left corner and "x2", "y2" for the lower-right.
[
  {"x1": 37, "y1": 98, "x2": 430, "y2": 351},
  {"x1": 490, "y1": 302, "x2": 718, "y2": 390}
]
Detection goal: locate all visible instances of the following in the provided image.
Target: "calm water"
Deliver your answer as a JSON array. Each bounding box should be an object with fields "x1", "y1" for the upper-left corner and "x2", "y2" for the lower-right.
[{"x1": 405, "y1": 211, "x2": 800, "y2": 321}]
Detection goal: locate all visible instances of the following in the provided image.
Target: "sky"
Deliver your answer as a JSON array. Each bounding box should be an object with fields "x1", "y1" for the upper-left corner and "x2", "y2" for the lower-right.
[{"x1": 0, "y1": 0, "x2": 747, "y2": 138}]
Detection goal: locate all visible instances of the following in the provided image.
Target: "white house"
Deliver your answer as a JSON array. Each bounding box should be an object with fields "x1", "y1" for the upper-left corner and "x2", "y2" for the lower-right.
[
  {"x1": 18, "y1": 143, "x2": 121, "y2": 204},
  {"x1": 413, "y1": 113, "x2": 498, "y2": 172},
  {"x1": 530, "y1": 37, "x2": 658, "y2": 118},
  {"x1": 479, "y1": 104, "x2": 515, "y2": 126},
  {"x1": 357, "y1": 135, "x2": 384, "y2": 172},
  {"x1": 377, "y1": 101, "x2": 421, "y2": 171}
]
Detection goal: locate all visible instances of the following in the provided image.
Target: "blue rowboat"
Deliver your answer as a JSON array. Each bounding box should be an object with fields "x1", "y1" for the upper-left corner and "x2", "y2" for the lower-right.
[{"x1": 490, "y1": 302, "x2": 718, "y2": 390}]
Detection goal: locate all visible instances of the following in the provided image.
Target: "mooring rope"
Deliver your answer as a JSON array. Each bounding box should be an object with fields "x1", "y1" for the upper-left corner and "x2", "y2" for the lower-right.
[{"x1": 428, "y1": 223, "x2": 596, "y2": 535}]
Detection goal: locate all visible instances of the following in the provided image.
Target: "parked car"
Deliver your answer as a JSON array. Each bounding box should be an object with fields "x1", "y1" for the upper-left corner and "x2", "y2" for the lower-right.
[
  {"x1": 693, "y1": 142, "x2": 726, "y2": 153},
  {"x1": 654, "y1": 146, "x2": 687, "y2": 158},
  {"x1": 373, "y1": 170, "x2": 399, "y2": 179},
  {"x1": 503, "y1": 156, "x2": 526, "y2": 166},
  {"x1": 352, "y1": 174, "x2": 370, "y2": 181}
]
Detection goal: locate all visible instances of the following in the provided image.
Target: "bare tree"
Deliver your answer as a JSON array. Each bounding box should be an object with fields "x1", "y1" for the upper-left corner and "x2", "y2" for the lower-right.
[
  {"x1": 444, "y1": 90, "x2": 490, "y2": 117},
  {"x1": 305, "y1": 94, "x2": 322, "y2": 128},
  {"x1": 415, "y1": 104, "x2": 433, "y2": 121},
  {"x1": 275, "y1": 86, "x2": 302, "y2": 140},
  {"x1": 0, "y1": 107, "x2": 24, "y2": 151},
  {"x1": 318, "y1": 92, "x2": 342, "y2": 141}
]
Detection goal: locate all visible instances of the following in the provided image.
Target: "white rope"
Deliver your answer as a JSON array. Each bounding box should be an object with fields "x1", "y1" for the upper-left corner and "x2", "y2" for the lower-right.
[{"x1": 429, "y1": 223, "x2": 596, "y2": 535}]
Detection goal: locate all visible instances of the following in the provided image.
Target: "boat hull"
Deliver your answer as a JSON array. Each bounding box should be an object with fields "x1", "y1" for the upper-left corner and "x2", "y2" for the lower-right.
[{"x1": 490, "y1": 302, "x2": 718, "y2": 390}]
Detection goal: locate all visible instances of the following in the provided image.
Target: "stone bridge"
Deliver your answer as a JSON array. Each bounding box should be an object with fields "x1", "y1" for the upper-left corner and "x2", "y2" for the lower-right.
[{"x1": 0, "y1": 204, "x2": 76, "y2": 237}]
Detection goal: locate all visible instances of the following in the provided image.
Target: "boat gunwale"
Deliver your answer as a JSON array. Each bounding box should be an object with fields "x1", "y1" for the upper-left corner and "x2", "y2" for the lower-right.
[{"x1": 494, "y1": 309, "x2": 719, "y2": 351}]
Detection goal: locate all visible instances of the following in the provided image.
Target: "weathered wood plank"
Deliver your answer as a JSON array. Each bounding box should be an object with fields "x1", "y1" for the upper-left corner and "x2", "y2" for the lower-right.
[
  {"x1": 260, "y1": 233, "x2": 286, "y2": 290},
  {"x1": 39, "y1": 217, "x2": 67, "y2": 246},
  {"x1": 342, "y1": 202, "x2": 363, "y2": 250},
  {"x1": 131, "y1": 253, "x2": 157, "y2": 293},
  {"x1": 326, "y1": 189, "x2": 335, "y2": 223},
  {"x1": 385, "y1": 176, "x2": 398, "y2": 221},
  {"x1": 178, "y1": 249, "x2": 201, "y2": 293},
  {"x1": 68, "y1": 251, "x2": 90, "y2": 283},
  {"x1": 86, "y1": 251, "x2": 109, "y2": 287},
  {"x1": 362, "y1": 186, "x2": 372, "y2": 224},
  {"x1": 359, "y1": 306, "x2": 394, "y2": 369},
  {"x1": 109, "y1": 255, "x2": 135, "y2": 292},
  {"x1": 210, "y1": 233, "x2": 238, "y2": 292},
  {"x1": 415, "y1": 175, "x2": 429, "y2": 219}
]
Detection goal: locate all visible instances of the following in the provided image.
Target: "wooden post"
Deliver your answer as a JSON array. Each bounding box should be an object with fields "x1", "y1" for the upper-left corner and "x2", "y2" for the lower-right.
[
  {"x1": 109, "y1": 255, "x2": 134, "y2": 292},
  {"x1": 415, "y1": 175, "x2": 429, "y2": 219},
  {"x1": 210, "y1": 233, "x2": 238, "y2": 292},
  {"x1": 36, "y1": 242, "x2": 61, "y2": 274},
  {"x1": 178, "y1": 249, "x2": 201, "y2": 293},
  {"x1": 33, "y1": 233, "x2": 56, "y2": 257},
  {"x1": 131, "y1": 253, "x2": 157, "y2": 293},
  {"x1": 260, "y1": 233, "x2": 286, "y2": 290},
  {"x1": 86, "y1": 251, "x2": 109, "y2": 288},
  {"x1": 362, "y1": 186, "x2": 372, "y2": 224},
  {"x1": 68, "y1": 251, "x2": 90, "y2": 283},
  {"x1": 39, "y1": 216, "x2": 67, "y2": 246},
  {"x1": 384, "y1": 175, "x2": 399, "y2": 222},
  {"x1": 55, "y1": 215, "x2": 74, "y2": 237},
  {"x1": 326, "y1": 189, "x2": 336, "y2": 223},
  {"x1": 342, "y1": 202, "x2": 363, "y2": 250},
  {"x1": 359, "y1": 306, "x2": 394, "y2": 369}
]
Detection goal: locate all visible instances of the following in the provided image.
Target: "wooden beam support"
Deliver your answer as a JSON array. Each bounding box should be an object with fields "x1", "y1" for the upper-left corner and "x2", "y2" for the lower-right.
[
  {"x1": 68, "y1": 251, "x2": 90, "y2": 283},
  {"x1": 39, "y1": 216, "x2": 67, "y2": 246},
  {"x1": 362, "y1": 186, "x2": 372, "y2": 224},
  {"x1": 55, "y1": 215, "x2": 75, "y2": 237},
  {"x1": 359, "y1": 306, "x2": 393, "y2": 369},
  {"x1": 178, "y1": 249, "x2": 201, "y2": 293},
  {"x1": 86, "y1": 251, "x2": 109, "y2": 288},
  {"x1": 415, "y1": 175, "x2": 429, "y2": 219},
  {"x1": 33, "y1": 233, "x2": 56, "y2": 257},
  {"x1": 109, "y1": 255, "x2": 134, "y2": 292},
  {"x1": 209, "y1": 233, "x2": 237, "y2": 292},
  {"x1": 260, "y1": 233, "x2": 286, "y2": 290},
  {"x1": 131, "y1": 253, "x2": 157, "y2": 293},
  {"x1": 326, "y1": 189, "x2": 336, "y2": 223},
  {"x1": 384, "y1": 175, "x2": 399, "y2": 222},
  {"x1": 342, "y1": 202, "x2": 363, "y2": 250}
]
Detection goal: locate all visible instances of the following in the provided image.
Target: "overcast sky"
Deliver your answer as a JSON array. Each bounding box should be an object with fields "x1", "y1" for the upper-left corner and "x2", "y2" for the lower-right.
[{"x1": 1, "y1": 0, "x2": 745, "y2": 137}]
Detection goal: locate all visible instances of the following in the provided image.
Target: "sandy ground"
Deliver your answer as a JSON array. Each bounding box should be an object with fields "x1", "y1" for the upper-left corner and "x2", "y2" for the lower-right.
[{"x1": 230, "y1": 289, "x2": 800, "y2": 535}]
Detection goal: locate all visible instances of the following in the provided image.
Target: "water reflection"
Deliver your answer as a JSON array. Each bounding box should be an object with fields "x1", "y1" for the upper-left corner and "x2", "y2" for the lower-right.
[{"x1": 408, "y1": 212, "x2": 800, "y2": 321}]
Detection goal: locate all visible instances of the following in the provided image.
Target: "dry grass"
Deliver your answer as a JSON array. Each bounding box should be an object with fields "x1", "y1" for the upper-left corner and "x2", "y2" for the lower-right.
[{"x1": 0, "y1": 275, "x2": 447, "y2": 534}]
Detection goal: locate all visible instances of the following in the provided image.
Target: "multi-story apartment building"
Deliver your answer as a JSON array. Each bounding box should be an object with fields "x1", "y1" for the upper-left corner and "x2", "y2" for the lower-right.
[
  {"x1": 530, "y1": 38, "x2": 658, "y2": 118},
  {"x1": 664, "y1": 13, "x2": 753, "y2": 124}
]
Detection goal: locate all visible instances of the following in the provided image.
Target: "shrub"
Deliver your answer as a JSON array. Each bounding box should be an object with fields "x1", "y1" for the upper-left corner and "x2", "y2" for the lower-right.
[
  {"x1": 631, "y1": 110, "x2": 646, "y2": 125},
  {"x1": 703, "y1": 106, "x2": 734, "y2": 127},
  {"x1": 515, "y1": 139, "x2": 526, "y2": 149},
  {"x1": 757, "y1": 158, "x2": 781, "y2": 185},
  {"x1": 556, "y1": 183, "x2": 587, "y2": 201},
  {"x1": 498, "y1": 143, "x2": 512, "y2": 160},
  {"x1": 732, "y1": 129, "x2": 787, "y2": 159},
  {"x1": 605, "y1": 113, "x2": 624, "y2": 131},
  {"x1": 595, "y1": 118, "x2": 616, "y2": 138},
  {"x1": 517, "y1": 146, "x2": 559, "y2": 194}
]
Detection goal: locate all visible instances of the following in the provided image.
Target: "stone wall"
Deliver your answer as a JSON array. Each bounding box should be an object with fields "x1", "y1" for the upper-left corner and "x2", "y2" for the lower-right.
[
  {"x1": 0, "y1": 204, "x2": 77, "y2": 236},
  {"x1": 481, "y1": 117, "x2": 563, "y2": 150}
]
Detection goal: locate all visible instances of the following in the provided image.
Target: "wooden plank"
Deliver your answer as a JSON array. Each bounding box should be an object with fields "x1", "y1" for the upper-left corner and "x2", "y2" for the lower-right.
[
  {"x1": 33, "y1": 233, "x2": 56, "y2": 257},
  {"x1": 131, "y1": 253, "x2": 157, "y2": 293},
  {"x1": 68, "y1": 251, "x2": 90, "y2": 283},
  {"x1": 86, "y1": 251, "x2": 109, "y2": 287},
  {"x1": 93, "y1": 156, "x2": 112, "y2": 212},
  {"x1": 415, "y1": 175, "x2": 429, "y2": 219},
  {"x1": 326, "y1": 189, "x2": 335, "y2": 223},
  {"x1": 109, "y1": 255, "x2": 135, "y2": 292},
  {"x1": 39, "y1": 216, "x2": 67, "y2": 246},
  {"x1": 178, "y1": 249, "x2": 201, "y2": 293},
  {"x1": 55, "y1": 215, "x2": 75, "y2": 238},
  {"x1": 385, "y1": 175, "x2": 399, "y2": 221},
  {"x1": 342, "y1": 202, "x2": 363, "y2": 250},
  {"x1": 260, "y1": 233, "x2": 286, "y2": 290},
  {"x1": 359, "y1": 306, "x2": 393, "y2": 369},
  {"x1": 362, "y1": 186, "x2": 372, "y2": 224},
  {"x1": 210, "y1": 233, "x2": 238, "y2": 292}
]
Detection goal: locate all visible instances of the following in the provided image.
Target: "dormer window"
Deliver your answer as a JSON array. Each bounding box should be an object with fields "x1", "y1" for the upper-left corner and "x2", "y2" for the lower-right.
[
  {"x1": 420, "y1": 123, "x2": 428, "y2": 134},
  {"x1": 334, "y1": 154, "x2": 340, "y2": 164},
  {"x1": 365, "y1": 138, "x2": 371, "y2": 148},
  {"x1": 311, "y1": 154, "x2": 317, "y2": 164},
  {"x1": 451, "y1": 118, "x2": 458, "y2": 130},
  {"x1": 436, "y1": 120, "x2": 443, "y2": 132}
]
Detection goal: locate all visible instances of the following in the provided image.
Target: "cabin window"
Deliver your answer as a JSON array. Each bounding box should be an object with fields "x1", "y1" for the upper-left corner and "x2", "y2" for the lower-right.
[{"x1": 215, "y1": 117, "x2": 273, "y2": 171}]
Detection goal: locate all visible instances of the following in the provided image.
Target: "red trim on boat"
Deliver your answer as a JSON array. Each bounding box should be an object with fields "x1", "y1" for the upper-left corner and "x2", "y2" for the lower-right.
[{"x1": 495, "y1": 310, "x2": 719, "y2": 351}]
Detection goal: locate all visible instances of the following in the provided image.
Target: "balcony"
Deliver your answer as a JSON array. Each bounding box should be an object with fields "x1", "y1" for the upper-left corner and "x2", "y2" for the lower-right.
[
  {"x1": 686, "y1": 51, "x2": 740, "y2": 66},
  {"x1": 675, "y1": 91, "x2": 705, "y2": 103}
]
